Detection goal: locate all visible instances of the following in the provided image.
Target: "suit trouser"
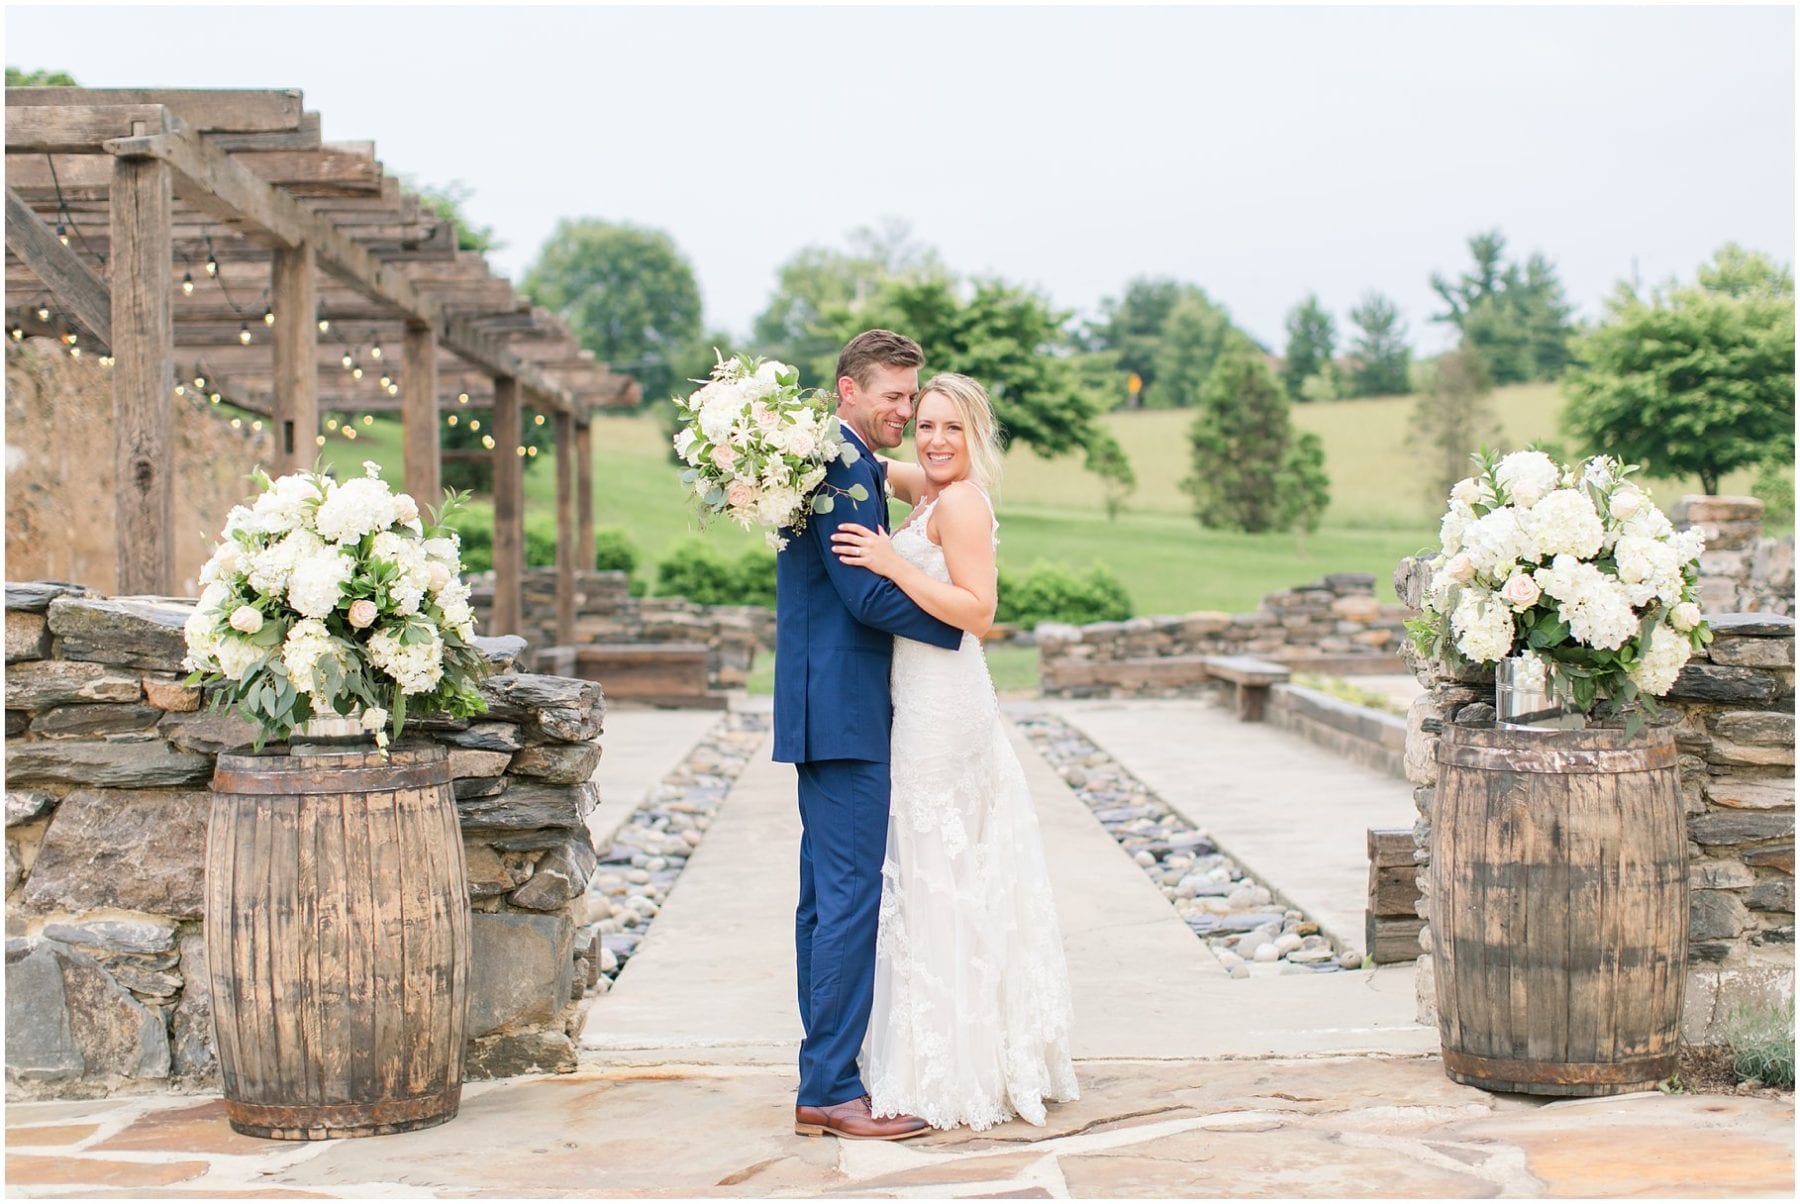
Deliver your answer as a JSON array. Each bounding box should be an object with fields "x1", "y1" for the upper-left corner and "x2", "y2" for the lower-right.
[{"x1": 794, "y1": 757, "x2": 888, "y2": 1107}]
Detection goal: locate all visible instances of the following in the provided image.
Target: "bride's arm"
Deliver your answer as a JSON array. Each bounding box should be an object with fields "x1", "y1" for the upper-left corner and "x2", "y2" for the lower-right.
[
  {"x1": 876, "y1": 456, "x2": 927, "y2": 507},
  {"x1": 829, "y1": 483, "x2": 997, "y2": 637}
]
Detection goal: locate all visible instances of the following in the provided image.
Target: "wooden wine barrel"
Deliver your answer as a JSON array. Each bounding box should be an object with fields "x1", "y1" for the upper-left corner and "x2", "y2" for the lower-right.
[
  {"x1": 1431, "y1": 725, "x2": 1687, "y2": 1096},
  {"x1": 206, "y1": 745, "x2": 471, "y2": 1139}
]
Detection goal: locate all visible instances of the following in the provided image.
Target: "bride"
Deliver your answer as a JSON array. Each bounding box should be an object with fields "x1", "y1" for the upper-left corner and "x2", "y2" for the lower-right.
[{"x1": 830, "y1": 372, "x2": 1080, "y2": 1132}]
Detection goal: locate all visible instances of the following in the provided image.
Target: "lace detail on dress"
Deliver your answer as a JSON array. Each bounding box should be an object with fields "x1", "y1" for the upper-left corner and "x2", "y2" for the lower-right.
[{"x1": 860, "y1": 489, "x2": 1079, "y2": 1132}]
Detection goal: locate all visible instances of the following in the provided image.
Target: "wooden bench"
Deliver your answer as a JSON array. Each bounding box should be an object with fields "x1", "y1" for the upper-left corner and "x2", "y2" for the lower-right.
[
  {"x1": 1198, "y1": 654, "x2": 1291, "y2": 721},
  {"x1": 1366, "y1": 827, "x2": 1424, "y2": 964},
  {"x1": 567, "y1": 642, "x2": 724, "y2": 709}
]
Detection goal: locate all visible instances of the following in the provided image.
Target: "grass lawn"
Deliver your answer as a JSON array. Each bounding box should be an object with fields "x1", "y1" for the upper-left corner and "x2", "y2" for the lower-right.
[{"x1": 741, "y1": 640, "x2": 1039, "y2": 697}]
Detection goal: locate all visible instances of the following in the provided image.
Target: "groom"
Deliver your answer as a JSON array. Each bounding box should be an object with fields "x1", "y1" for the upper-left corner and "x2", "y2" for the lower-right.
[{"x1": 773, "y1": 329, "x2": 963, "y2": 1140}]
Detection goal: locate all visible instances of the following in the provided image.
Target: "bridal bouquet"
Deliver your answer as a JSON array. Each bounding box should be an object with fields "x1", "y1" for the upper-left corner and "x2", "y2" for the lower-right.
[
  {"x1": 672, "y1": 352, "x2": 869, "y2": 552},
  {"x1": 1407, "y1": 449, "x2": 1713, "y2": 728},
  {"x1": 182, "y1": 461, "x2": 491, "y2": 751}
]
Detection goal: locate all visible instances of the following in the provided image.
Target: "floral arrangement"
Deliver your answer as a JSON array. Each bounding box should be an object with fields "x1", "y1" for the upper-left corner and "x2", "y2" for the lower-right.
[
  {"x1": 182, "y1": 462, "x2": 491, "y2": 751},
  {"x1": 672, "y1": 352, "x2": 869, "y2": 552},
  {"x1": 1408, "y1": 449, "x2": 1713, "y2": 729}
]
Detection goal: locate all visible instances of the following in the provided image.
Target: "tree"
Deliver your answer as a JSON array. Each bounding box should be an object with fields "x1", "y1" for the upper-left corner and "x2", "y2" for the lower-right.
[
  {"x1": 1562, "y1": 246, "x2": 1795, "y2": 494},
  {"x1": 521, "y1": 219, "x2": 704, "y2": 408},
  {"x1": 1347, "y1": 291, "x2": 1412, "y2": 396},
  {"x1": 6, "y1": 68, "x2": 77, "y2": 86},
  {"x1": 406, "y1": 179, "x2": 502, "y2": 254},
  {"x1": 1150, "y1": 293, "x2": 1237, "y2": 410},
  {"x1": 1430, "y1": 230, "x2": 1576, "y2": 384},
  {"x1": 1087, "y1": 278, "x2": 1235, "y2": 407},
  {"x1": 1282, "y1": 294, "x2": 1336, "y2": 399},
  {"x1": 1409, "y1": 343, "x2": 1500, "y2": 502},
  {"x1": 819, "y1": 277, "x2": 1136, "y2": 500},
  {"x1": 1182, "y1": 337, "x2": 1325, "y2": 533}
]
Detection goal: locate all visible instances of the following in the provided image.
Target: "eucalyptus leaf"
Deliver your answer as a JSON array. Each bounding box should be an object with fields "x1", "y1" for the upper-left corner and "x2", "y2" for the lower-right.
[
  {"x1": 848, "y1": 483, "x2": 869, "y2": 503},
  {"x1": 812, "y1": 494, "x2": 835, "y2": 515}
]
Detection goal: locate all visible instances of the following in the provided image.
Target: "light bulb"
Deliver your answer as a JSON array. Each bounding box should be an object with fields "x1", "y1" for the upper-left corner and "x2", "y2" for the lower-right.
[
  {"x1": 209, "y1": 392, "x2": 221, "y2": 404},
  {"x1": 315, "y1": 434, "x2": 328, "y2": 447},
  {"x1": 175, "y1": 385, "x2": 186, "y2": 396},
  {"x1": 318, "y1": 318, "x2": 330, "y2": 334},
  {"x1": 341, "y1": 352, "x2": 353, "y2": 369},
  {"x1": 516, "y1": 445, "x2": 527, "y2": 457},
  {"x1": 370, "y1": 343, "x2": 382, "y2": 361},
  {"x1": 534, "y1": 414, "x2": 545, "y2": 426},
  {"x1": 252, "y1": 420, "x2": 263, "y2": 431},
  {"x1": 344, "y1": 427, "x2": 357, "y2": 440},
  {"x1": 238, "y1": 324, "x2": 252, "y2": 345},
  {"x1": 527, "y1": 446, "x2": 539, "y2": 458},
  {"x1": 362, "y1": 415, "x2": 373, "y2": 426},
  {"x1": 457, "y1": 392, "x2": 469, "y2": 404},
  {"x1": 379, "y1": 373, "x2": 391, "y2": 389},
  {"x1": 8, "y1": 326, "x2": 21, "y2": 341},
  {"x1": 230, "y1": 417, "x2": 242, "y2": 429},
  {"x1": 468, "y1": 419, "x2": 480, "y2": 432},
  {"x1": 481, "y1": 435, "x2": 495, "y2": 450},
  {"x1": 326, "y1": 418, "x2": 339, "y2": 430},
  {"x1": 194, "y1": 375, "x2": 207, "y2": 389},
  {"x1": 64, "y1": 330, "x2": 77, "y2": 346},
  {"x1": 68, "y1": 347, "x2": 81, "y2": 359},
  {"x1": 56, "y1": 222, "x2": 68, "y2": 245},
  {"x1": 181, "y1": 275, "x2": 193, "y2": 296},
  {"x1": 351, "y1": 366, "x2": 364, "y2": 380},
  {"x1": 386, "y1": 383, "x2": 398, "y2": 396},
  {"x1": 35, "y1": 306, "x2": 49, "y2": 322},
  {"x1": 263, "y1": 307, "x2": 275, "y2": 326},
  {"x1": 205, "y1": 257, "x2": 218, "y2": 277}
]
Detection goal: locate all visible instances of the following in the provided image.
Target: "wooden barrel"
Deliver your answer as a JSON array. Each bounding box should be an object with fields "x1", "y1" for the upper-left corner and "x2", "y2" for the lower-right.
[
  {"x1": 1431, "y1": 725, "x2": 1687, "y2": 1096},
  {"x1": 206, "y1": 744, "x2": 471, "y2": 1139}
]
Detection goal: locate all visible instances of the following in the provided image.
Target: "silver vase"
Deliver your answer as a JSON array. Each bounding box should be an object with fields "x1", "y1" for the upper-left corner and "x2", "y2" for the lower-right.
[
  {"x1": 293, "y1": 708, "x2": 371, "y2": 749},
  {"x1": 1495, "y1": 656, "x2": 1586, "y2": 730}
]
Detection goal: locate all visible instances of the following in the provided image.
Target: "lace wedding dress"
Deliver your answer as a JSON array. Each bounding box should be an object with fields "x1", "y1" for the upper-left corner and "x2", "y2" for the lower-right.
[{"x1": 862, "y1": 490, "x2": 1080, "y2": 1132}]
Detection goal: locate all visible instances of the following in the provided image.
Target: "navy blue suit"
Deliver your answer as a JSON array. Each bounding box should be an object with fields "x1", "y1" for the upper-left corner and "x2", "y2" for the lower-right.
[{"x1": 773, "y1": 421, "x2": 961, "y2": 1107}]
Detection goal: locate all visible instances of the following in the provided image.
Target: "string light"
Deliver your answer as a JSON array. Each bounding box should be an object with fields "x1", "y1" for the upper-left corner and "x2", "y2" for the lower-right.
[
  {"x1": 263, "y1": 306, "x2": 275, "y2": 327},
  {"x1": 62, "y1": 327, "x2": 77, "y2": 346},
  {"x1": 181, "y1": 273, "x2": 194, "y2": 296},
  {"x1": 456, "y1": 392, "x2": 469, "y2": 404},
  {"x1": 318, "y1": 317, "x2": 331, "y2": 334},
  {"x1": 99, "y1": 355, "x2": 114, "y2": 368},
  {"x1": 326, "y1": 418, "x2": 340, "y2": 430},
  {"x1": 175, "y1": 385, "x2": 187, "y2": 396},
  {"x1": 379, "y1": 372, "x2": 392, "y2": 389},
  {"x1": 351, "y1": 365, "x2": 364, "y2": 380},
  {"x1": 386, "y1": 382, "x2": 399, "y2": 396},
  {"x1": 230, "y1": 417, "x2": 242, "y2": 429},
  {"x1": 481, "y1": 435, "x2": 495, "y2": 450},
  {"x1": 194, "y1": 375, "x2": 207, "y2": 389},
  {"x1": 209, "y1": 392, "x2": 221, "y2": 404},
  {"x1": 534, "y1": 414, "x2": 545, "y2": 426},
  {"x1": 341, "y1": 352, "x2": 354, "y2": 370},
  {"x1": 516, "y1": 445, "x2": 527, "y2": 457},
  {"x1": 252, "y1": 420, "x2": 264, "y2": 431},
  {"x1": 9, "y1": 325, "x2": 22, "y2": 341},
  {"x1": 343, "y1": 427, "x2": 358, "y2": 440},
  {"x1": 205, "y1": 255, "x2": 218, "y2": 278},
  {"x1": 35, "y1": 306, "x2": 49, "y2": 322},
  {"x1": 468, "y1": 419, "x2": 481, "y2": 432},
  {"x1": 238, "y1": 322, "x2": 252, "y2": 345},
  {"x1": 67, "y1": 346, "x2": 81, "y2": 359},
  {"x1": 55, "y1": 222, "x2": 69, "y2": 246},
  {"x1": 369, "y1": 340, "x2": 382, "y2": 361},
  {"x1": 527, "y1": 445, "x2": 539, "y2": 458},
  {"x1": 446, "y1": 414, "x2": 459, "y2": 426},
  {"x1": 361, "y1": 415, "x2": 373, "y2": 427},
  {"x1": 315, "y1": 434, "x2": 328, "y2": 447}
]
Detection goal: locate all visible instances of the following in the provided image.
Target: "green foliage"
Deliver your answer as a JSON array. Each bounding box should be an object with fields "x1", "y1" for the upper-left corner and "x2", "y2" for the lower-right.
[
  {"x1": 1752, "y1": 456, "x2": 1795, "y2": 528},
  {"x1": 404, "y1": 178, "x2": 502, "y2": 254},
  {"x1": 1409, "y1": 343, "x2": 1501, "y2": 502},
  {"x1": 1086, "y1": 278, "x2": 1228, "y2": 407},
  {"x1": 1723, "y1": 999, "x2": 1795, "y2": 1089},
  {"x1": 1430, "y1": 230, "x2": 1575, "y2": 384},
  {"x1": 820, "y1": 276, "x2": 1136, "y2": 501},
  {"x1": 995, "y1": 561, "x2": 1133, "y2": 628},
  {"x1": 1182, "y1": 338, "x2": 1326, "y2": 534},
  {"x1": 732, "y1": 547, "x2": 778, "y2": 609},
  {"x1": 522, "y1": 218, "x2": 705, "y2": 407},
  {"x1": 6, "y1": 67, "x2": 78, "y2": 86},
  {"x1": 1149, "y1": 291, "x2": 1238, "y2": 410},
  {"x1": 653, "y1": 539, "x2": 740, "y2": 605},
  {"x1": 435, "y1": 407, "x2": 551, "y2": 494},
  {"x1": 1347, "y1": 291, "x2": 1413, "y2": 397},
  {"x1": 524, "y1": 512, "x2": 558, "y2": 567},
  {"x1": 1282, "y1": 294, "x2": 1336, "y2": 399},
  {"x1": 593, "y1": 528, "x2": 639, "y2": 574},
  {"x1": 1563, "y1": 245, "x2": 1796, "y2": 495}
]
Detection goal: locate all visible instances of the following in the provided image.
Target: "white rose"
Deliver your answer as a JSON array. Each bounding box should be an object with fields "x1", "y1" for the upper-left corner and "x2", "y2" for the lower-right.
[
  {"x1": 1446, "y1": 553, "x2": 1476, "y2": 584},
  {"x1": 673, "y1": 427, "x2": 699, "y2": 461},
  {"x1": 1609, "y1": 487, "x2": 1645, "y2": 520},
  {"x1": 393, "y1": 493, "x2": 420, "y2": 526},
  {"x1": 1450, "y1": 478, "x2": 1483, "y2": 506},
  {"x1": 785, "y1": 428, "x2": 817, "y2": 459},
  {"x1": 228, "y1": 605, "x2": 264, "y2": 635},
  {"x1": 360, "y1": 707, "x2": 389, "y2": 733},
  {"x1": 1671, "y1": 601, "x2": 1703, "y2": 632},
  {"x1": 1500, "y1": 572, "x2": 1542, "y2": 611},
  {"x1": 1495, "y1": 450, "x2": 1561, "y2": 509}
]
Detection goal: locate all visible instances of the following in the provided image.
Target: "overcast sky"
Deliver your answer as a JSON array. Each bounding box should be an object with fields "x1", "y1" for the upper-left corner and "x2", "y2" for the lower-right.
[{"x1": 9, "y1": 3, "x2": 1794, "y2": 354}]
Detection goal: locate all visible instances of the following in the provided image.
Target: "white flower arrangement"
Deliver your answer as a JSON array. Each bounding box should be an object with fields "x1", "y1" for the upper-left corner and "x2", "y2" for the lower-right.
[
  {"x1": 671, "y1": 353, "x2": 869, "y2": 552},
  {"x1": 183, "y1": 461, "x2": 491, "y2": 751},
  {"x1": 1409, "y1": 450, "x2": 1714, "y2": 729}
]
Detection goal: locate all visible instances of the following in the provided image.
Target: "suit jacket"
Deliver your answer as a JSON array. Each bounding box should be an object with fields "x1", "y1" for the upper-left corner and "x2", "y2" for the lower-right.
[{"x1": 772, "y1": 421, "x2": 963, "y2": 764}]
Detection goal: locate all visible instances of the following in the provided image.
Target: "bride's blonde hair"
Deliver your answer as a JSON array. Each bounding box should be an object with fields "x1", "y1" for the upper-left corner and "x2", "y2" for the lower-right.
[{"x1": 917, "y1": 372, "x2": 1002, "y2": 495}]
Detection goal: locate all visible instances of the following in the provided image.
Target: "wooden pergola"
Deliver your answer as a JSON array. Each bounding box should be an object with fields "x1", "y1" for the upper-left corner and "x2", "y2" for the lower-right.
[{"x1": 4, "y1": 87, "x2": 641, "y2": 643}]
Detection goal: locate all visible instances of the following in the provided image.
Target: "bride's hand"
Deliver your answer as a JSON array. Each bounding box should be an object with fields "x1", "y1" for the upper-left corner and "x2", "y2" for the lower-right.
[{"x1": 831, "y1": 523, "x2": 903, "y2": 579}]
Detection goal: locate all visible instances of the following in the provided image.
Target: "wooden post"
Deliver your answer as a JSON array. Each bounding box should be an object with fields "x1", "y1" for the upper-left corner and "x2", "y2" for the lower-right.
[
  {"x1": 490, "y1": 375, "x2": 523, "y2": 639},
  {"x1": 109, "y1": 152, "x2": 174, "y2": 595},
  {"x1": 555, "y1": 410, "x2": 577, "y2": 646},
  {"x1": 402, "y1": 322, "x2": 439, "y2": 503},
  {"x1": 271, "y1": 244, "x2": 316, "y2": 473},
  {"x1": 576, "y1": 419, "x2": 595, "y2": 582}
]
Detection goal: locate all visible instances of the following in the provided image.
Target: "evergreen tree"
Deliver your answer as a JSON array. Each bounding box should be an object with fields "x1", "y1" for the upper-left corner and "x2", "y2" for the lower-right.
[
  {"x1": 1182, "y1": 337, "x2": 1325, "y2": 533},
  {"x1": 1282, "y1": 294, "x2": 1336, "y2": 399},
  {"x1": 1347, "y1": 291, "x2": 1412, "y2": 396}
]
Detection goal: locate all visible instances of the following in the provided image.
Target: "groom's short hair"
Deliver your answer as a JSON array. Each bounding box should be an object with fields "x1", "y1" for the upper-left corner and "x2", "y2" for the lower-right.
[{"x1": 836, "y1": 329, "x2": 924, "y2": 391}]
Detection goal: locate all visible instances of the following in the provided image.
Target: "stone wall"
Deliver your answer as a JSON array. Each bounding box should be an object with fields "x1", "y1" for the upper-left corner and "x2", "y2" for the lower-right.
[
  {"x1": 5, "y1": 581, "x2": 607, "y2": 1097},
  {"x1": 1394, "y1": 559, "x2": 1795, "y2": 1044},
  {"x1": 1038, "y1": 574, "x2": 1409, "y2": 698},
  {"x1": 469, "y1": 567, "x2": 770, "y2": 692},
  {"x1": 5, "y1": 340, "x2": 276, "y2": 598},
  {"x1": 1674, "y1": 495, "x2": 1794, "y2": 617}
]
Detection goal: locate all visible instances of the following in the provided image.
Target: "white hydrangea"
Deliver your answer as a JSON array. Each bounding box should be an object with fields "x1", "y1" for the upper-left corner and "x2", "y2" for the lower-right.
[
  {"x1": 422, "y1": 535, "x2": 460, "y2": 567},
  {"x1": 1621, "y1": 505, "x2": 1674, "y2": 541},
  {"x1": 1613, "y1": 534, "x2": 1685, "y2": 607},
  {"x1": 214, "y1": 634, "x2": 262, "y2": 682},
  {"x1": 437, "y1": 577, "x2": 476, "y2": 640},
  {"x1": 281, "y1": 618, "x2": 338, "y2": 699},
  {"x1": 1495, "y1": 450, "x2": 1561, "y2": 508},
  {"x1": 199, "y1": 541, "x2": 243, "y2": 586},
  {"x1": 673, "y1": 426, "x2": 699, "y2": 462},
  {"x1": 1451, "y1": 588, "x2": 1518, "y2": 663},
  {"x1": 371, "y1": 531, "x2": 433, "y2": 617},
  {"x1": 1533, "y1": 554, "x2": 1640, "y2": 650},
  {"x1": 247, "y1": 472, "x2": 325, "y2": 537},
  {"x1": 1438, "y1": 500, "x2": 1476, "y2": 554},
  {"x1": 1629, "y1": 622, "x2": 1693, "y2": 696},
  {"x1": 696, "y1": 382, "x2": 747, "y2": 445},
  {"x1": 1526, "y1": 489, "x2": 1605, "y2": 559},
  {"x1": 369, "y1": 625, "x2": 445, "y2": 695},
  {"x1": 181, "y1": 582, "x2": 232, "y2": 673},
  {"x1": 287, "y1": 547, "x2": 356, "y2": 619},
  {"x1": 245, "y1": 528, "x2": 322, "y2": 598},
  {"x1": 1460, "y1": 507, "x2": 1539, "y2": 578},
  {"x1": 313, "y1": 476, "x2": 398, "y2": 544}
]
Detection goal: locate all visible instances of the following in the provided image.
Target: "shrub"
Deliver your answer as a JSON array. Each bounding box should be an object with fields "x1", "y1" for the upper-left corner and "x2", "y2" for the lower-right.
[
  {"x1": 996, "y1": 560, "x2": 1132, "y2": 629},
  {"x1": 653, "y1": 539, "x2": 739, "y2": 605},
  {"x1": 524, "y1": 513, "x2": 558, "y2": 567},
  {"x1": 733, "y1": 547, "x2": 778, "y2": 609},
  {"x1": 593, "y1": 528, "x2": 639, "y2": 575}
]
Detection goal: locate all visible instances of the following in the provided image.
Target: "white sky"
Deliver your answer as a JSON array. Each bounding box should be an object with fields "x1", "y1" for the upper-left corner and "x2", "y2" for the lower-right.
[{"x1": 8, "y1": 2, "x2": 1794, "y2": 354}]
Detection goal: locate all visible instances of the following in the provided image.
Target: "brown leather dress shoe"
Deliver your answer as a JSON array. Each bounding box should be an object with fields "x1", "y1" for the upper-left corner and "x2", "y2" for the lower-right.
[{"x1": 794, "y1": 1095, "x2": 931, "y2": 1140}]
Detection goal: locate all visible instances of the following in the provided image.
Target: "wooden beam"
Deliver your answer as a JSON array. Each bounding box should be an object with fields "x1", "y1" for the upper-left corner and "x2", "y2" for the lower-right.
[
  {"x1": 555, "y1": 409, "x2": 577, "y2": 645},
  {"x1": 4, "y1": 186, "x2": 112, "y2": 347},
  {"x1": 110, "y1": 153, "x2": 175, "y2": 594},
  {"x1": 490, "y1": 375, "x2": 523, "y2": 639},
  {"x1": 576, "y1": 421, "x2": 595, "y2": 588},
  {"x1": 205, "y1": 110, "x2": 323, "y2": 152},
  {"x1": 271, "y1": 244, "x2": 317, "y2": 473},
  {"x1": 9, "y1": 89, "x2": 305, "y2": 132},
  {"x1": 403, "y1": 322, "x2": 440, "y2": 504},
  {"x1": 6, "y1": 104, "x2": 173, "y2": 154}
]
